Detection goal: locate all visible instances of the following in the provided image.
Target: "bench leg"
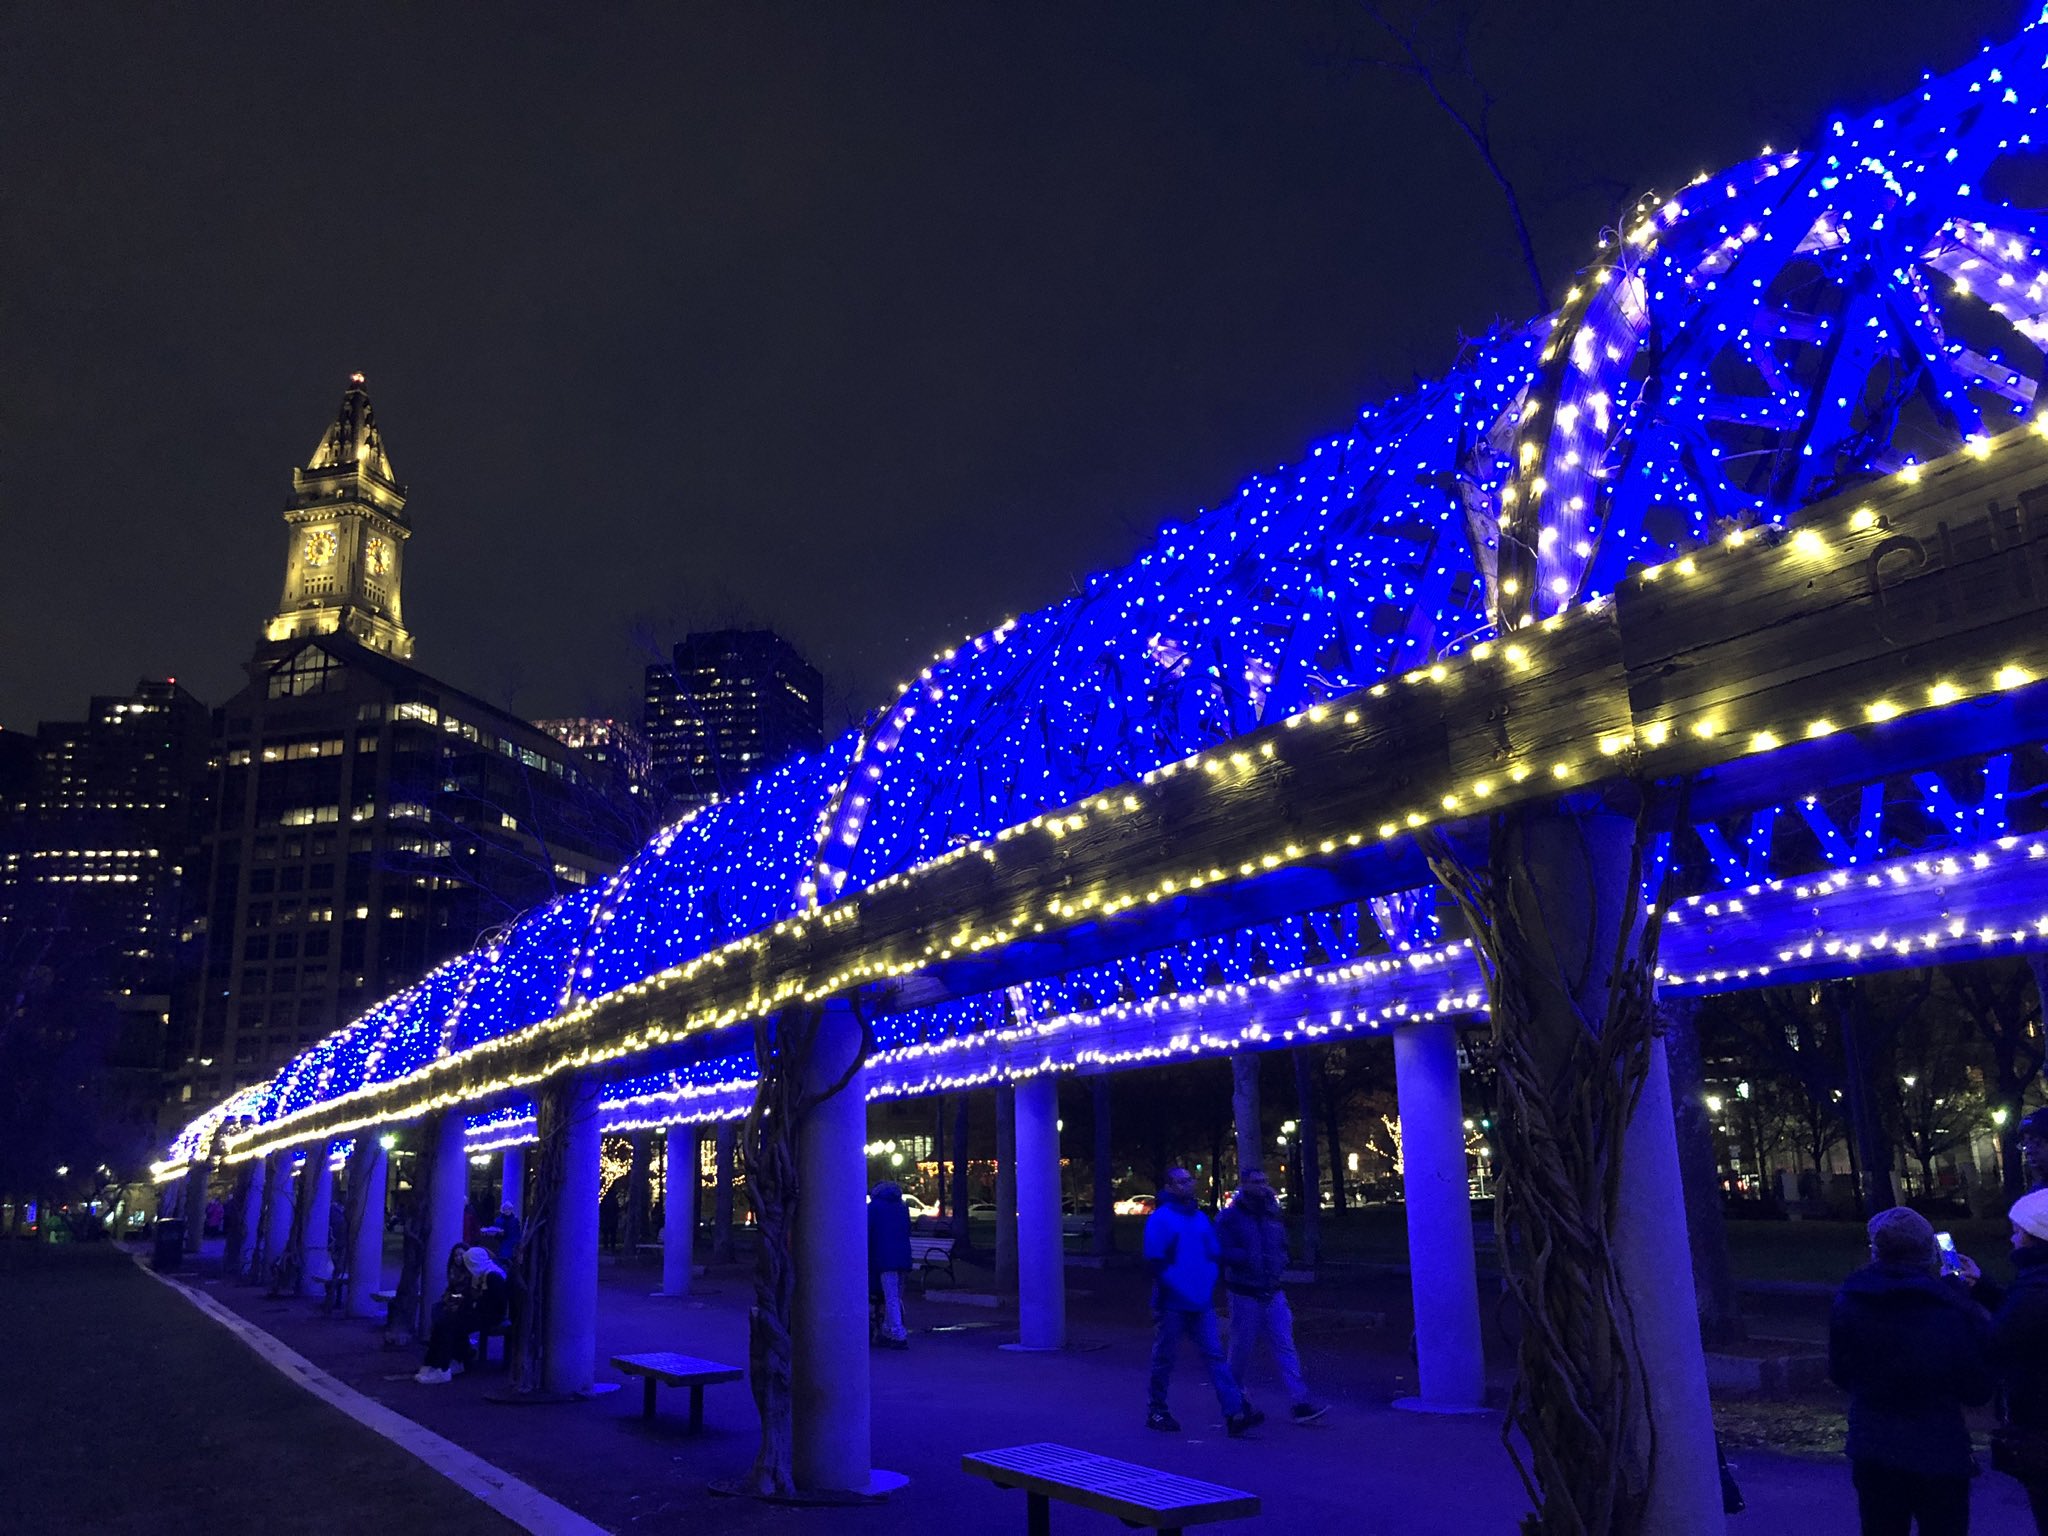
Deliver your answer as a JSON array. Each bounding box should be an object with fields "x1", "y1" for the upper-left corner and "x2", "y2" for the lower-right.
[
  {"x1": 642, "y1": 1378, "x2": 658, "y2": 1421},
  {"x1": 689, "y1": 1385, "x2": 705, "y2": 1434},
  {"x1": 1027, "y1": 1491, "x2": 1050, "y2": 1536}
]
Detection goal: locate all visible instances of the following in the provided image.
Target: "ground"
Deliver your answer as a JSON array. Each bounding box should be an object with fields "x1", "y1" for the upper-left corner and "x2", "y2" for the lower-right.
[
  {"x1": 0, "y1": 1240, "x2": 516, "y2": 1534},
  {"x1": 10, "y1": 1227, "x2": 2040, "y2": 1535}
]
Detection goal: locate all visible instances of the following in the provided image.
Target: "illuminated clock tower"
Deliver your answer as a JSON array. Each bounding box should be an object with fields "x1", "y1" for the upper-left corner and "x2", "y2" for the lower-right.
[{"x1": 264, "y1": 373, "x2": 414, "y2": 659}]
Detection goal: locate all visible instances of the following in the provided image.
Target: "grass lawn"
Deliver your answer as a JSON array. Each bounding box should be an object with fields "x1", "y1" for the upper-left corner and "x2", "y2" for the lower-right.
[{"x1": 0, "y1": 1240, "x2": 517, "y2": 1535}]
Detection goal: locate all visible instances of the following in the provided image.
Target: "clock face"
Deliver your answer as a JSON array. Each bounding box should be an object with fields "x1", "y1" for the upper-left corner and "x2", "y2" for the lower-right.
[
  {"x1": 365, "y1": 537, "x2": 392, "y2": 577},
  {"x1": 303, "y1": 528, "x2": 338, "y2": 568}
]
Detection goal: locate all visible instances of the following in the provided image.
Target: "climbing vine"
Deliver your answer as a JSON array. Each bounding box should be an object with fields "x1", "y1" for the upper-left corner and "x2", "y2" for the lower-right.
[
  {"x1": 739, "y1": 998, "x2": 873, "y2": 1499},
  {"x1": 1421, "y1": 792, "x2": 1677, "y2": 1536}
]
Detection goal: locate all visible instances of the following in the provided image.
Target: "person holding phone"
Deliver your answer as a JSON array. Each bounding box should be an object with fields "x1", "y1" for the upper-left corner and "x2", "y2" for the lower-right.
[
  {"x1": 1829, "y1": 1205, "x2": 1994, "y2": 1535},
  {"x1": 1961, "y1": 1188, "x2": 2048, "y2": 1531}
]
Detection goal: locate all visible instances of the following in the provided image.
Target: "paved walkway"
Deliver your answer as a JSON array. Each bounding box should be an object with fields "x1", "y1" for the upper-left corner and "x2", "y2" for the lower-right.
[{"x1": 141, "y1": 1239, "x2": 2039, "y2": 1535}]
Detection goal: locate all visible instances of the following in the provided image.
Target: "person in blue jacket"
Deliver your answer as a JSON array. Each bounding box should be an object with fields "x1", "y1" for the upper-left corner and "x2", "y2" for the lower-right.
[
  {"x1": 1143, "y1": 1166, "x2": 1260, "y2": 1436},
  {"x1": 867, "y1": 1181, "x2": 912, "y2": 1348}
]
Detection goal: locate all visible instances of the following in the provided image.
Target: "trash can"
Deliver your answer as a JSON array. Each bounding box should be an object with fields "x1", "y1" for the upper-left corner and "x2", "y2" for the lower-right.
[{"x1": 152, "y1": 1217, "x2": 187, "y2": 1272}]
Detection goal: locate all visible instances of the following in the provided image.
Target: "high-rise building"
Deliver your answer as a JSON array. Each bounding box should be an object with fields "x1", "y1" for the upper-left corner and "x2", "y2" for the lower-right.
[
  {"x1": 0, "y1": 678, "x2": 212, "y2": 1158},
  {"x1": 533, "y1": 717, "x2": 651, "y2": 795},
  {"x1": 642, "y1": 630, "x2": 824, "y2": 813},
  {"x1": 169, "y1": 377, "x2": 629, "y2": 1115}
]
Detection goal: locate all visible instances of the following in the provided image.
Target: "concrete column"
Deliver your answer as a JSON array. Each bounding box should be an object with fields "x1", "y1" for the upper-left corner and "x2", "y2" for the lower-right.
[
  {"x1": 500, "y1": 1147, "x2": 524, "y2": 1219},
  {"x1": 180, "y1": 1154, "x2": 210, "y2": 1254},
  {"x1": 1392, "y1": 1019, "x2": 1485, "y2": 1413},
  {"x1": 659, "y1": 1125, "x2": 695, "y2": 1297},
  {"x1": 298, "y1": 1141, "x2": 336, "y2": 1295},
  {"x1": 993, "y1": 1084, "x2": 1017, "y2": 1290},
  {"x1": 712, "y1": 1120, "x2": 736, "y2": 1261},
  {"x1": 1091, "y1": 1075, "x2": 1115, "y2": 1257},
  {"x1": 425, "y1": 1115, "x2": 470, "y2": 1283},
  {"x1": 793, "y1": 1001, "x2": 873, "y2": 1494},
  {"x1": 1619, "y1": 1037, "x2": 1724, "y2": 1532},
  {"x1": 1231, "y1": 1051, "x2": 1263, "y2": 1181},
  {"x1": 543, "y1": 1075, "x2": 601, "y2": 1396},
  {"x1": 349, "y1": 1138, "x2": 389, "y2": 1317},
  {"x1": 1010, "y1": 1074, "x2": 1066, "y2": 1351},
  {"x1": 1507, "y1": 809, "x2": 1723, "y2": 1534},
  {"x1": 262, "y1": 1151, "x2": 295, "y2": 1272},
  {"x1": 236, "y1": 1157, "x2": 266, "y2": 1279}
]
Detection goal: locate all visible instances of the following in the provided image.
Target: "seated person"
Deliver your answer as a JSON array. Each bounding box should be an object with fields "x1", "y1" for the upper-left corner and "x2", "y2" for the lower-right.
[{"x1": 416, "y1": 1247, "x2": 510, "y2": 1384}]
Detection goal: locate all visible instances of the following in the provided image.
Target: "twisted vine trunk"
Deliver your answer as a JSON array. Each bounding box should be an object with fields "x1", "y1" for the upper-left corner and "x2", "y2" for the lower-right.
[
  {"x1": 1425, "y1": 797, "x2": 1717, "y2": 1536},
  {"x1": 739, "y1": 999, "x2": 872, "y2": 1498},
  {"x1": 510, "y1": 1083, "x2": 569, "y2": 1394},
  {"x1": 270, "y1": 1152, "x2": 312, "y2": 1297}
]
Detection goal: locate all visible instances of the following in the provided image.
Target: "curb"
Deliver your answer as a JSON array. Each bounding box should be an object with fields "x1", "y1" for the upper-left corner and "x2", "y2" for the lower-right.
[{"x1": 130, "y1": 1254, "x2": 611, "y2": 1536}]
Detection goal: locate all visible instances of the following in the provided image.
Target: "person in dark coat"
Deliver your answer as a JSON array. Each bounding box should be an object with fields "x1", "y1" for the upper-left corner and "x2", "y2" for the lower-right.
[
  {"x1": 867, "y1": 1181, "x2": 913, "y2": 1348},
  {"x1": 1969, "y1": 1187, "x2": 2048, "y2": 1530},
  {"x1": 1217, "y1": 1167, "x2": 1327, "y2": 1422},
  {"x1": 416, "y1": 1246, "x2": 509, "y2": 1384},
  {"x1": 1829, "y1": 1205, "x2": 1995, "y2": 1535}
]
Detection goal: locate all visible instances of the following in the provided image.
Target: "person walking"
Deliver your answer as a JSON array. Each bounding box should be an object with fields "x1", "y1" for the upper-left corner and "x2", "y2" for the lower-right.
[
  {"x1": 867, "y1": 1180, "x2": 912, "y2": 1349},
  {"x1": 1218, "y1": 1167, "x2": 1328, "y2": 1423},
  {"x1": 1829, "y1": 1206, "x2": 1994, "y2": 1535},
  {"x1": 1143, "y1": 1166, "x2": 1260, "y2": 1436},
  {"x1": 480, "y1": 1199, "x2": 523, "y2": 1268},
  {"x1": 2020, "y1": 1109, "x2": 2048, "y2": 1192}
]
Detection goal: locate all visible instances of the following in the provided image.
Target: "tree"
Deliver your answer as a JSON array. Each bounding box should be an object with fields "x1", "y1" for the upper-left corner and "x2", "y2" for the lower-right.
[
  {"x1": 1945, "y1": 959, "x2": 2045, "y2": 1195},
  {"x1": 1886, "y1": 986, "x2": 1985, "y2": 1199}
]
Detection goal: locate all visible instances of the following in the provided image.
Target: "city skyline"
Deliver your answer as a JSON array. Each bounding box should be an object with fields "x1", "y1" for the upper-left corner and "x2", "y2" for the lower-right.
[{"x1": 4, "y1": 2, "x2": 2023, "y2": 736}]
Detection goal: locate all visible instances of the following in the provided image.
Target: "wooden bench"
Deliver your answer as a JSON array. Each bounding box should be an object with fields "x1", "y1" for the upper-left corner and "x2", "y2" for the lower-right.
[
  {"x1": 609, "y1": 1351, "x2": 742, "y2": 1432},
  {"x1": 963, "y1": 1443, "x2": 1258, "y2": 1536},
  {"x1": 914, "y1": 1234, "x2": 957, "y2": 1289}
]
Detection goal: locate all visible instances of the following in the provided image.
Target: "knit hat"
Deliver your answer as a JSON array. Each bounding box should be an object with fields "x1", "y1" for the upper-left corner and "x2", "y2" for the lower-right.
[
  {"x1": 461, "y1": 1246, "x2": 501, "y2": 1279},
  {"x1": 1867, "y1": 1205, "x2": 1937, "y2": 1265},
  {"x1": 2011, "y1": 1189, "x2": 2048, "y2": 1243}
]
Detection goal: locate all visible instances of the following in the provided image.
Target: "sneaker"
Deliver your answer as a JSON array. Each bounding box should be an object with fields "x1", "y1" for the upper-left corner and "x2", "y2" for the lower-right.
[
  {"x1": 1226, "y1": 1405, "x2": 1266, "y2": 1437},
  {"x1": 415, "y1": 1366, "x2": 452, "y2": 1384},
  {"x1": 1291, "y1": 1402, "x2": 1329, "y2": 1423},
  {"x1": 1146, "y1": 1409, "x2": 1180, "y2": 1432}
]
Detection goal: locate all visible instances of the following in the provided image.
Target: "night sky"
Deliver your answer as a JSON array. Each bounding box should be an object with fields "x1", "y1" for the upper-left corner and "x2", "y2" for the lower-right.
[{"x1": 2, "y1": 1, "x2": 2025, "y2": 735}]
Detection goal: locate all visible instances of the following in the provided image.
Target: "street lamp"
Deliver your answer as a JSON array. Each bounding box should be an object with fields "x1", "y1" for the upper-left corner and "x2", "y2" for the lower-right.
[
  {"x1": 1704, "y1": 1095, "x2": 1723, "y2": 1116},
  {"x1": 1994, "y1": 1107, "x2": 2012, "y2": 1127}
]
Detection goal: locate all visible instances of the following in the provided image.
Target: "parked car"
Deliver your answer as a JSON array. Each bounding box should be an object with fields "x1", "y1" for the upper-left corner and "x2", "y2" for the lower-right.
[
  {"x1": 1112, "y1": 1194, "x2": 1155, "y2": 1217},
  {"x1": 899, "y1": 1192, "x2": 937, "y2": 1221}
]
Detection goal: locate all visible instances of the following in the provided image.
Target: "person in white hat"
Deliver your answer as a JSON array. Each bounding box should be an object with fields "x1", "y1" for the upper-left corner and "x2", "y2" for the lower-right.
[{"x1": 1973, "y1": 1188, "x2": 2048, "y2": 1529}]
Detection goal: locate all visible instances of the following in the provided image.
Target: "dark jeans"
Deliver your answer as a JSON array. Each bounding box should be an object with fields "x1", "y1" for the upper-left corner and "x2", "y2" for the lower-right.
[
  {"x1": 1851, "y1": 1459, "x2": 1969, "y2": 1536},
  {"x1": 425, "y1": 1298, "x2": 483, "y2": 1369},
  {"x1": 2027, "y1": 1478, "x2": 2048, "y2": 1535},
  {"x1": 1148, "y1": 1306, "x2": 1242, "y2": 1419}
]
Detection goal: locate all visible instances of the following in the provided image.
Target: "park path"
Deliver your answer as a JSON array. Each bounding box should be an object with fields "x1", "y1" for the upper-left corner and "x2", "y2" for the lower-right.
[{"x1": 156, "y1": 1242, "x2": 2039, "y2": 1535}]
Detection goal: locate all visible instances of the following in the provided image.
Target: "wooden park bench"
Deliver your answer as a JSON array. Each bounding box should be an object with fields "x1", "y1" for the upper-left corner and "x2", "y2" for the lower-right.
[
  {"x1": 963, "y1": 1443, "x2": 1258, "y2": 1536},
  {"x1": 913, "y1": 1233, "x2": 957, "y2": 1290},
  {"x1": 609, "y1": 1351, "x2": 743, "y2": 1432}
]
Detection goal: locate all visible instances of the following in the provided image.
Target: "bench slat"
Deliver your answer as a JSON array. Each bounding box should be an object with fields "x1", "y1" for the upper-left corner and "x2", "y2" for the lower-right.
[
  {"x1": 609, "y1": 1351, "x2": 743, "y2": 1385},
  {"x1": 964, "y1": 1443, "x2": 1258, "y2": 1526}
]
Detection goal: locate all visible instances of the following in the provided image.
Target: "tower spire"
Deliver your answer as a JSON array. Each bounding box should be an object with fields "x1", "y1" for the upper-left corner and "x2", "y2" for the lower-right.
[
  {"x1": 308, "y1": 372, "x2": 396, "y2": 483},
  {"x1": 263, "y1": 374, "x2": 414, "y2": 660}
]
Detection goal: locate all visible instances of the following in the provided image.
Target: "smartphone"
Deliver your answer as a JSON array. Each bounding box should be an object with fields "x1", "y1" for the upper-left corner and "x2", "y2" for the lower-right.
[{"x1": 1936, "y1": 1231, "x2": 1962, "y2": 1275}]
